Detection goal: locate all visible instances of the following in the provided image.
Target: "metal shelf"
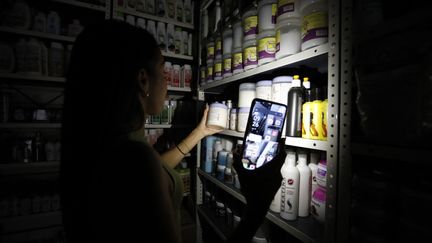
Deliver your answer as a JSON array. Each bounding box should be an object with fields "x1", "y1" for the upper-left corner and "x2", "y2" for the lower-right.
[
  {"x1": 200, "y1": 43, "x2": 329, "y2": 91},
  {"x1": 0, "y1": 211, "x2": 62, "y2": 234},
  {"x1": 0, "y1": 123, "x2": 62, "y2": 129},
  {"x1": 0, "y1": 26, "x2": 76, "y2": 42},
  {"x1": 284, "y1": 137, "x2": 329, "y2": 151},
  {"x1": 50, "y1": 0, "x2": 106, "y2": 11},
  {"x1": 114, "y1": 7, "x2": 194, "y2": 30},
  {"x1": 197, "y1": 169, "x2": 323, "y2": 243},
  {"x1": 0, "y1": 161, "x2": 60, "y2": 176},
  {"x1": 0, "y1": 73, "x2": 66, "y2": 83},
  {"x1": 144, "y1": 124, "x2": 172, "y2": 129},
  {"x1": 218, "y1": 130, "x2": 244, "y2": 138},
  {"x1": 167, "y1": 86, "x2": 192, "y2": 92},
  {"x1": 162, "y1": 51, "x2": 194, "y2": 61}
]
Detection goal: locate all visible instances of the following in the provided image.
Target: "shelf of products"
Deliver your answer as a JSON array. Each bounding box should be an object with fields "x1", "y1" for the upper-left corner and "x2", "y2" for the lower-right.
[
  {"x1": 198, "y1": 169, "x2": 323, "y2": 243},
  {"x1": 0, "y1": 161, "x2": 60, "y2": 176},
  {"x1": 0, "y1": 211, "x2": 62, "y2": 234},
  {"x1": 200, "y1": 44, "x2": 329, "y2": 91},
  {"x1": 144, "y1": 124, "x2": 172, "y2": 129},
  {"x1": 0, "y1": 26, "x2": 76, "y2": 43},
  {"x1": 50, "y1": 0, "x2": 107, "y2": 12},
  {"x1": 0, "y1": 123, "x2": 62, "y2": 129},
  {"x1": 114, "y1": 7, "x2": 194, "y2": 30},
  {"x1": 162, "y1": 51, "x2": 194, "y2": 61},
  {"x1": 167, "y1": 86, "x2": 192, "y2": 92}
]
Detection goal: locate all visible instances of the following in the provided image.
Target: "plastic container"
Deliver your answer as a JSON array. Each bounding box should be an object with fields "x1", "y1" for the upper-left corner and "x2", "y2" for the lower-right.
[
  {"x1": 207, "y1": 40, "x2": 215, "y2": 61},
  {"x1": 188, "y1": 33, "x2": 192, "y2": 55},
  {"x1": 206, "y1": 102, "x2": 228, "y2": 129},
  {"x1": 182, "y1": 31, "x2": 188, "y2": 55},
  {"x1": 255, "y1": 80, "x2": 272, "y2": 101},
  {"x1": 271, "y1": 75, "x2": 293, "y2": 105},
  {"x1": 174, "y1": 27, "x2": 182, "y2": 54},
  {"x1": 270, "y1": 187, "x2": 282, "y2": 213},
  {"x1": 280, "y1": 152, "x2": 299, "y2": 220},
  {"x1": 321, "y1": 87, "x2": 328, "y2": 140},
  {"x1": 0, "y1": 43, "x2": 15, "y2": 73},
  {"x1": 146, "y1": 20, "x2": 157, "y2": 39},
  {"x1": 297, "y1": 153, "x2": 311, "y2": 217},
  {"x1": 257, "y1": 30, "x2": 276, "y2": 65},
  {"x1": 300, "y1": 0, "x2": 328, "y2": 51},
  {"x1": 309, "y1": 151, "x2": 320, "y2": 202},
  {"x1": 316, "y1": 159, "x2": 327, "y2": 187},
  {"x1": 238, "y1": 83, "x2": 256, "y2": 108},
  {"x1": 242, "y1": 7, "x2": 258, "y2": 41},
  {"x1": 302, "y1": 88, "x2": 313, "y2": 139},
  {"x1": 229, "y1": 108, "x2": 237, "y2": 130},
  {"x1": 206, "y1": 60, "x2": 214, "y2": 82},
  {"x1": 40, "y1": 41, "x2": 48, "y2": 75},
  {"x1": 286, "y1": 75, "x2": 303, "y2": 137},
  {"x1": 215, "y1": 35, "x2": 223, "y2": 58},
  {"x1": 232, "y1": 47, "x2": 244, "y2": 74},
  {"x1": 33, "y1": 12, "x2": 46, "y2": 33},
  {"x1": 136, "y1": 18, "x2": 146, "y2": 29},
  {"x1": 214, "y1": 57, "x2": 223, "y2": 81},
  {"x1": 242, "y1": 39, "x2": 258, "y2": 70},
  {"x1": 276, "y1": 18, "x2": 301, "y2": 59},
  {"x1": 47, "y1": 11, "x2": 61, "y2": 35},
  {"x1": 237, "y1": 107, "x2": 250, "y2": 132},
  {"x1": 126, "y1": 15, "x2": 136, "y2": 26},
  {"x1": 222, "y1": 27, "x2": 233, "y2": 55},
  {"x1": 184, "y1": 0, "x2": 193, "y2": 24},
  {"x1": 258, "y1": 0, "x2": 277, "y2": 31},
  {"x1": 156, "y1": 0, "x2": 167, "y2": 17},
  {"x1": 311, "y1": 185, "x2": 326, "y2": 223},
  {"x1": 27, "y1": 38, "x2": 42, "y2": 75},
  {"x1": 183, "y1": 64, "x2": 192, "y2": 87},
  {"x1": 6, "y1": 0, "x2": 31, "y2": 30},
  {"x1": 166, "y1": 23, "x2": 175, "y2": 53},
  {"x1": 223, "y1": 53, "x2": 232, "y2": 78},
  {"x1": 157, "y1": 22, "x2": 167, "y2": 51},
  {"x1": 176, "y1": 0, "x2": 184, "y2": 22},
  {"x1": 232, "y1": 20, "x2": 243, "y2": 49},
  {"x1": 167, "y1": 0, "x2": 176, "y2": 19},
  {"x1": 164, "y1": 62, "x2": 173, "y2": 87},
  {"x1": 172, "y1": 64, "x2": 181, "y2": 87},
  {"x1": 277, "y1": 0, "x2": 301, "y2": 21}
]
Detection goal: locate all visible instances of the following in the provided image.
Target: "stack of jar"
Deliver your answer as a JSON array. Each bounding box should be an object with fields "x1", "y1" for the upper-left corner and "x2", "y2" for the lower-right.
[{"x1": 164, "y1": 62, "x2": 192, "y2": 88}]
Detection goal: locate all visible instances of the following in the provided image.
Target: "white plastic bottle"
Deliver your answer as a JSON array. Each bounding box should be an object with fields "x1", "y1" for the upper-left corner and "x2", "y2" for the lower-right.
[
  {"x1": 146, "y1": 20, "x2": 157, "y2": 40},
  {"x1": 146, "y1": 0, "x2": 156, "y2": 14},
  {"x1": 214, "y1": 0, "x2": 222, "y2": 32},
  {"x1": 166, "y1": 24, "x2": 175, "y2": 53},
  {"x1": 297, "y1": 152, "x2": 311, "y2": 217},
  {"x1": 270, "y1": 187, "x2": 282, "y2": 213},
  {"x1": 309, "y1": 151, "x2": 320, "y2": 201},
  {"x1": 49, "y1": 42, "x2": 64, "y2": 77},
  {"x1": 136, "y1": 18, "x2": 146, "y2": 29},
  {"x1": 27, "y1": 38, "x2": 42, "y2": 75},
  {"x1": 183, "y1": 0, "x2": 192, "y2": 24},
  {"x1": 157, "y1": 22, "x2": 167, "y2": 51},
  {"x1": 188, "y1": 33, "x2": 192, "y2": 55},
  {"x1": 182, "y1": 31, "x2": 188, "y2": 55},
  {"x1": 176, "y1": 0, "x2": 184, "y2": 22},
  {"x1": 280, "y1": 152, "x2": 299, "y2": 220},
  {"x1": 45, "y1": 141, "x2": 55, "y2": 161},
  {"x1": 33, "y1": 12, "x2": 46, "y2": 33},
  {"x1": 174, "y1": 27, "x2": 182, "y2": 54}
]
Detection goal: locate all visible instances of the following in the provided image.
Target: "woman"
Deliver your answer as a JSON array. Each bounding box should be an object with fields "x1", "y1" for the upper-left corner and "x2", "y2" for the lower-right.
[{"x1": 60, "y1": 19, "x2": 286, "y2": 243}]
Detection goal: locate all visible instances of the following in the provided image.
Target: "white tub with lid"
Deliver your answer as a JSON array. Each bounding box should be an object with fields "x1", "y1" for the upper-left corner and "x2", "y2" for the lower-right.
[
  {"x1": 277, "y1": 0, "x2": 301, "y2": 22},
  {"x1": 215, "y1": 35, "x2": 223, "y2": 59},
  {"x1": 258, "y1": 0, "x2": 277, "y2": 31},
  {"x1": 300, "y1": 0, "x2": 328, "y2": 51},
  {"x1": 232, "y1": 47, "x2": 244, "y2": 74},
  {"x1": 242, "y1": 39, "x2": 258, "y2": 70},
  {"x1": 238, "y1": 83, "x2": 256, "y2": 108},
  {"x1": 207, "y1": 40, "x2": 215, "y2": 61},
  {"x1": 206, "y1": 59, "x2": 214, "y2": 82},
  {"x1": 256, "y1": 80, "x2": 272, "y2": 101},
  {"x1": 232, "y1": 20, "x2": 243, "y2": 49},
  {"x1": 257, "y1": 29, "x2": 276, "y2": 66},
  {"x1": 271, "y1": 76, "x2": 293, "y2": 105},
  {"x1": 276, "y1": 18, "x2": 301, "y2": 59},
  {"x1": 206, "y1": 102, "x2": 228, "y2": 129},
  {"x1": 222, "y1": 27, "x2": 233, "y2": 55},
  {"x1": 214, "y1": 56, "x2": 223, "y2": 81},
  {"x1": 242, "y1": 7, "x2": 258, "y2": 41}
]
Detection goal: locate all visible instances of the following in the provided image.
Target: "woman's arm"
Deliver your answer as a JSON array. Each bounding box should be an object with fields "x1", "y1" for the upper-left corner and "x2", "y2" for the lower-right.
[{"x1": 160, "y1": 104, "x2": 223, "y2": 168}]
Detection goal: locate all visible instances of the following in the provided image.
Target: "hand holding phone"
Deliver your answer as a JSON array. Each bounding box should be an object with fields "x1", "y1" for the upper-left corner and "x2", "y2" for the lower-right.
[{"x1": 241, "y1": 98, "x2": 287, "y2": 170}]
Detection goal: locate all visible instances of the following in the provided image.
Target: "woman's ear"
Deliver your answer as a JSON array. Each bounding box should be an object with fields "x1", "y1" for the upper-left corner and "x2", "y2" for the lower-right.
[{"x1": 137, "y1": 68, "x2": 150, "y2": 98}]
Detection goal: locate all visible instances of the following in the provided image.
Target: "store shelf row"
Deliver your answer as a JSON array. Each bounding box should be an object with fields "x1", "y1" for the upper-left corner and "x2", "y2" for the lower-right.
[
  {"x1": 0, "y1": 26, "x2": 76, "y2": 43},
  {"x1": 114, "y1": 7, "x2": 194, "y2": 30},
  {"x1": 218, "y1": 130, "x2": 329, "y2": 151},
  {"x1": 200, "y1": 43, "x2": 329, "y2": 91},
  {"x1": 197, "y1": 169, "x2": 323, "y2": 243}
]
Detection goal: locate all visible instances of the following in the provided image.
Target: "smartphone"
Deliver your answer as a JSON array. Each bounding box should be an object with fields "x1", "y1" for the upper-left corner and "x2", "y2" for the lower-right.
[{"x1": 241, "y1": 98, "x2": 287, "y2": 170}]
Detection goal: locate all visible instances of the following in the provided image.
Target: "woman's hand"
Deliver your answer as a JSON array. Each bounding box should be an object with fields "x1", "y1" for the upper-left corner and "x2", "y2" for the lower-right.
[
  {"x1": 232, "y1": 139, "x2": 287, "y2": 209},
  {"x1": 196, "y1": 103, "x2": 224, "y2": 137}
]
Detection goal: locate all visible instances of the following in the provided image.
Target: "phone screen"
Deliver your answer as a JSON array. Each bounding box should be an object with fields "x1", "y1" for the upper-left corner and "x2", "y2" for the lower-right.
[{"x1": 242, "y1": 99, "x2": 287, "y2": 170}]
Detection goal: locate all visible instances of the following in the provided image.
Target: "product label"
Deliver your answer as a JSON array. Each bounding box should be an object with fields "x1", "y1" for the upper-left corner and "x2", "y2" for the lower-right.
[
  {"x1": 272, "y1": 4, "x2": 277, "y2": 24},
  {"x1": 321, "y1": 101, "x2": 328, "y2": 139},
  {"x1": 310, "y1": 101, "x2": 322, "y2": 139},
  {"x1": 216, "y1": 40, "x2": 222, "y2": 56},
  {"x1": 207, "y1": 46, "x2": 215, "y2": 60},
  {"x1": 243, "y1": 16, "x2": 258, "y2": 36},
  {"x1": 302, "y1": 102, "x2": 311, "y2": 139},
  {"x1": 233, "y1": 52, "x2": 243, "y2": 70},
  {"x1": 302, "y1": 12, "x2": 328, "y2": 42},
  {"x1": 278, "y1": 0, "x2": 296, "y2": 16},
  {"x1": 276, "y1": 30, "x2": 281, "y2": 52},
  {"x1": 223, "y1": 58, "x2": 232, "y2": 74},
  {"x1": 214, "y1": 62, "x2": 222, "y2": 77},
  {"x1": 280, "y1": 177, "x2": 297, "y2": 214},
  {"x1": 207, "y1": 66, "x2": 213, "y2": 81},
  {"x1": 258, "y1": 37, "x2": 276, "y2": 60},
  {"x1": 243, "y1": 46, "x2": 258, "y2": 66}
]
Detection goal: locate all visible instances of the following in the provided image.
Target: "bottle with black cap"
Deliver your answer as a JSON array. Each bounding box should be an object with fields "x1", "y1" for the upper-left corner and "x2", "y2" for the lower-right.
[{"x1": 286, "y1": 75, "x2": 304, "y2": 137}]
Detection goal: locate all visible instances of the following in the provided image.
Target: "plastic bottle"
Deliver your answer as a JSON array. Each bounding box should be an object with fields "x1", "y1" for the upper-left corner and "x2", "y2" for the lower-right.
[
  {"x1": 167, "y1": 0, "x2": 176, "y2": 19},
  {"x1": 202, "y1": 9, "x2": 209, "y2": 38},
  {"x1": 275, "y1": 17, "x2": 301, "y2": 59},
  {"x1": 232, "y1": 47, "x2": 243, "y2": 74},
  {"x1": 7, "y1": 0, "x2": 32, "y2": 30},
  {"x1": 229, "y1": 108, "x2": 237, "y2": 131},
  {"x1": 157, "y1": 22, "x2": 167, "y2": 51},
  {"x1": 309, "y1": 151, "x2": 320, "y2": 203},
  {"x1": 46, "y1": 11, "x2": 61, "y2": 35},
  {"x1": 214, "y1": 0, "x2": 222, "y2": 32},
  {"x1": 310, "y1": 88, "x2": 322, "y2": 140},
  {"x1": 311, "y1": 185, "x2": 326, "y2": 223},
  {"x1": 270, "y1": 187, "x2": 282, "y2": 213},
  {"x1": 188, "y1": 33, "x2": 192, "y2": 55},
  {"x1": 215, "y1": 35, "x2": 222, "y2": 59},
  {"x1": 242, "y1": 38, "x2": 257, "y2": 70},
  {"x1": 184, "y1": 0, "x2": 192, "y2": 24},
  {"x1": 258, "y1": 0, "x2": 277, "y2": 31},
  {"x1": 223, "y1": 53, "x2": 232, "y2": 78},
  {"x1": 166, "y1": 24, "x2": 175, "y2": 53},
  {"x1": 164, "y1": 61, "x2": 173, "y2": 87},
  {"x1": 0, "y1": 43, "x2": 15, "y2": 73},
  {"x1": 226, "y1": 100, "x2": 233, "y2": 129},
  {"x1": 238, "y1": 83, "x2": 256, "y2": 108},
  {"x1": 27, "y1": 38, "x2": 42, "y2": 75},
  {"x1": 136, "y1": 18, "x2": 146, "y2": 29},
  {"x1": 33, "y1": 12, "x2": 46, "y2": 33},
  {"x1": 302, "y1": 88, "x2": 313, "y2": 139},
  {"x1": 125, "y1": 15, "x2": 135, "y2": 26},
  {"x1": 242, "y1": 6, "x2": 258, "y2": 41},
  {"x1": 297, "y1": 153, "x2": 311, "y2": 217},
  {"x1": 212, "y1": 140, "x2": 224, "y2": 175},
  {"x1": 49, "y1": 42, "x2": 64, "y2": 77},
  {"x1": 302, "y1": 77, "x2": 310, "y2": 89},
  {"x1": 255, "y1": 80, "x2": 272, "y2": 101},
  {"x1": 176, "y1": 0, "x2": 184, "y2": 22},
  {"x1": 277, "y1": 0, "x2": 301, "y2": 21},
  {"x1": 136, "y1": 0, "x2": 146, "y2": 12},
  {"x1": 146, "y1": 0, "x2": 156, "y2": 14},
  {"x1": 32, "y1": 132, "x2": 45, "y2": 162},
  {"x1": 182, "y1": 31, "x2": 188, "y2": 55},
  {"x1": 232, "y1": 19, "x2": 243, "y2": 49},
  {"x1": 237, "y1": 107, "x2": 250, "y2": 132},
  {"x1": 206, "y1": 60, "x2": 214, "y2": 82},
  {"x1": 280, "y1": 152, "x2": 299, "y2": 220},
  {"x1": 316, "y1": 158, "x2": 326, "y2": 187},
  {"x1": 286, "y1": 75, "x2": 303, "y2": 137},
  {"x1": 207, "y1": 102, "x2": 228, "y2": 129},
  {"x1": 222, "y1": 27, "x2": 233, "y2": 55},
  {"x1": 214, "y1": 56, "x2": 222, "y2": 81},
  {"x1": 271, "y1": 75, "x2": 292, "y2": 105},
  {"x1": 146, "y1": 20, "x2": 157, "y2": 40},
  {"x1": 174, "y1": 27, "x2": 182, "y2": 54},
  {"x1": 204, "y1": 136, "x2": 216, "y2": 173},
  {"x1": 45, "y1": 141, "x2": 55, "y2": 161},
  {"x1": 300, "y1": 0, "x2": 328, "y2": 51},
  {"x1": 320, "y1": 86, "x2": 328, "y2": 140},
  {"x1": 156, "y1": 0, "x2": 167, "y2": 17},
  {"x1": 183, "y1": 64, "x2": 192, "y2": 87},
  {"x1": 172, "y1": 64, "x2": 181, "y2": 87},
  {"x1": 257, "y1": 29, "x2": 276, "y2": 66}
]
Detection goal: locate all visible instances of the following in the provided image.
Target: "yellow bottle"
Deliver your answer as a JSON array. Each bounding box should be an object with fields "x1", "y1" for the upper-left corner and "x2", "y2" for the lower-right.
[
  {"x1": 320, "y1": 87, "x2": 328, "y2": 140},
  {"x1": 302, "y1": 88, "x2": 312, "y2": 139},
  {"x1": 310, "y1": 88, "x2": 322, "y2": 140}
]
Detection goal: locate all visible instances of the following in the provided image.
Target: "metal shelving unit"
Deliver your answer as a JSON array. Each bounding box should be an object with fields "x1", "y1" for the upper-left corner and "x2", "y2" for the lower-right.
[{"x1": 195, "y1": 0, "x2": 346, "y2": 242}]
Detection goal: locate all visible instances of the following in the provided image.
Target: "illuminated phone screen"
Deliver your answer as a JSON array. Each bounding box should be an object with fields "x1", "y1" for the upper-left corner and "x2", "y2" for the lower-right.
[{"x1": 242, "y1": 99, "x2": 287, "y2": 170}]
